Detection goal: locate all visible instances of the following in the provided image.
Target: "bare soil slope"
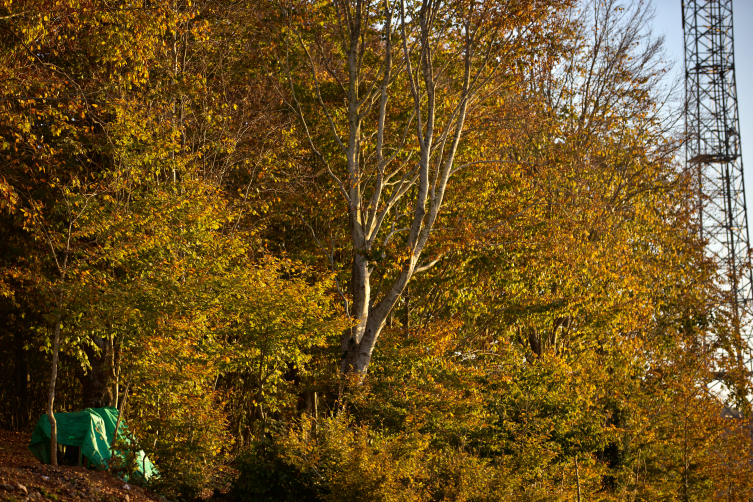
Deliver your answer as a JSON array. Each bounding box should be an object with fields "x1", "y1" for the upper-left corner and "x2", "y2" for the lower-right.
[{"x1": 0, "y1": 430, "x2": 158, "y2": 502}]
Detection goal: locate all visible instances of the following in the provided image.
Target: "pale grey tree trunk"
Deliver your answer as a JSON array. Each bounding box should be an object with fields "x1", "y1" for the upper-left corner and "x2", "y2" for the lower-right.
[
  {"x1": 283, "y1": 0, "x2": 539, "y2": 380},
  {"x1": 33, "y1": 193, "x2": 86, "y2": 464}
]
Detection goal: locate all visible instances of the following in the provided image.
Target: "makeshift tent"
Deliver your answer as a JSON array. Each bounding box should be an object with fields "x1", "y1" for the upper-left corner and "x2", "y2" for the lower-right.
[{"x1": 28, "y1": 407, "x2": 156, "y2": 480}]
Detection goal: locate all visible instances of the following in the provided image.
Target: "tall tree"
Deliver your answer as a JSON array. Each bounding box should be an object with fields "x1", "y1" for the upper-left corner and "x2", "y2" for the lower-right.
[{"x1": 281, "y1": 0, "x2": 573, "y2": 378}]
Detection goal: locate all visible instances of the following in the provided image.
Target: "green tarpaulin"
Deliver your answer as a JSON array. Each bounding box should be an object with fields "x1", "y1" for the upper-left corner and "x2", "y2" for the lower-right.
[{"x1": 28, "y1": 407, "x2": 156, "y2": 480}]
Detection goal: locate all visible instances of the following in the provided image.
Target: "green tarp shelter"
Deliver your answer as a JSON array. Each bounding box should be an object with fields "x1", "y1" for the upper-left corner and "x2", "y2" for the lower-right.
[{"x1": 28, "y1": 407, "x2": 156, "y2": 480}]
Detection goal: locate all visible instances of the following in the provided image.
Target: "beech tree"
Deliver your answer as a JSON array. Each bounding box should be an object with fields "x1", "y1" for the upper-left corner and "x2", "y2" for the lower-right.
[
  {"x1": 4, "y1": 0, "x2": 753, "y2": 498},
  {"x1": 281, "y1": 0, "x2": 573, "y2": 378}
]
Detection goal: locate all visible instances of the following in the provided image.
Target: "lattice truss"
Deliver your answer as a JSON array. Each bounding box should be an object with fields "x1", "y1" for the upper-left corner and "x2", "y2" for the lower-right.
[{"x1": 683, "y1": 0, "x2": 753, "y2": 362}]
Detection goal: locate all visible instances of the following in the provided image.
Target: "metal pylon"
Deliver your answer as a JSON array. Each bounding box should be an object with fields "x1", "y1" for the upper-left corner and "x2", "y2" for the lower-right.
[{"x1": 683, "y1": 0, "x2": 753, "y2": 368}]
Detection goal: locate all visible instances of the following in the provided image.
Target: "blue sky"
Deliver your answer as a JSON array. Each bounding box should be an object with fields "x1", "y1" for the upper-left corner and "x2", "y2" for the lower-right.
[{"x1": 652, "y1": 0, "x2": 753, "y2": 219}]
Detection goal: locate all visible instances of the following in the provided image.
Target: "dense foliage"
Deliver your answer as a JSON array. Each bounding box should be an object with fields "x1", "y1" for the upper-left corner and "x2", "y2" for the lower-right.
[{"x1": 1, "y1": 0, "x2": 752, "y2": 500}]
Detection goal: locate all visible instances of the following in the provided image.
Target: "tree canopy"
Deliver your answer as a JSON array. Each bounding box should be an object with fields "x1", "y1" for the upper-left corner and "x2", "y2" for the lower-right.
[{"x1": 1, "y1": 0, "x2": 751, "y2": 500}]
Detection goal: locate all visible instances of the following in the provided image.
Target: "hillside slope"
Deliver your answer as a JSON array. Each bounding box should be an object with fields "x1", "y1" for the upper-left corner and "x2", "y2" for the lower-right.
[{"x1": 0, "y1": 431, "x2": 158, "y2": 502}]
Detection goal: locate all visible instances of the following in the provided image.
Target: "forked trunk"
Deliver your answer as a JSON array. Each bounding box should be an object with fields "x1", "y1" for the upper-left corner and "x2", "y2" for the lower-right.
[{"x1": 341, "y1": 254, "x2": 414, "y2": 379}]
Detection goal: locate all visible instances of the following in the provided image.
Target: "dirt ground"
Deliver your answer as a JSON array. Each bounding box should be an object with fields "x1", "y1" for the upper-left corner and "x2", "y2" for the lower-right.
[{"x1": 0, "y1": 430, "x2": 159, "y2": 502}]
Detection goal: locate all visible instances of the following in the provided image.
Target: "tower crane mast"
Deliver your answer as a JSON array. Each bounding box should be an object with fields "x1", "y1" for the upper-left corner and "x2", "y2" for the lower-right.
[{"x1": 683, "y1": 0, "x2": 753, "y2": 367}]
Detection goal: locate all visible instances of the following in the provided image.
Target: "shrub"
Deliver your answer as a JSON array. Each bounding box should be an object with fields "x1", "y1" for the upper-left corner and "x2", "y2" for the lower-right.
[
  {"x1": 229, "y1": 437, "x2": 322, "y2": 502},
  {"x1": 228, "y1": 414, "x2": 516, "y2": 502}
]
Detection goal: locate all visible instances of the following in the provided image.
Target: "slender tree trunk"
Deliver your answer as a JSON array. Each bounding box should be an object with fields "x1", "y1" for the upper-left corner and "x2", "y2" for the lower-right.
[
  {"x1": 111, "y1": 380, "x2": 129, "y2": 453},
  {"x1": 113, "y1": 336, "x2": 119, "y2": 407},
  {"x1": 575, "y1": 455, "x2": 582, "y2": 502},
  {"x1": 47, "y1": 309, "x2": 62, "y2": 466},
  {"x1": 45, "y1": 232, "x2": 70, "y2": 465},
  {"x1": 683, "y1": 400, "x2": 689, "y2": 502}
]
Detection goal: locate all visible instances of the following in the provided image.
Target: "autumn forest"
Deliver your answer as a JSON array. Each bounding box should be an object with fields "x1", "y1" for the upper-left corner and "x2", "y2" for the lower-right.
[{"x1": 1, "y1": 0, "x2": 752, "y2": 500}]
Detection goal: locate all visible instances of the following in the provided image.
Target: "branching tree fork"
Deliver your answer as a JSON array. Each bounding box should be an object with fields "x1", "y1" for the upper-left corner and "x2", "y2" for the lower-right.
[{"x1": 280, "y1": 0, "x2": 567, "y2": 378}]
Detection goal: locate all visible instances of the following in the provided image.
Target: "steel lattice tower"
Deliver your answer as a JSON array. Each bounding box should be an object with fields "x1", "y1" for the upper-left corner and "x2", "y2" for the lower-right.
[{"x1": 683, "y1": 0, "x2": 753, "y2": 364}]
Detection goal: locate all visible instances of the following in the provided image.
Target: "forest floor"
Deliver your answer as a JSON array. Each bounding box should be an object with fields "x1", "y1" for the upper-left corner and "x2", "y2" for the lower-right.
[{"x1": 0, "y1": 430, "x2": 158, "y2": 502}]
